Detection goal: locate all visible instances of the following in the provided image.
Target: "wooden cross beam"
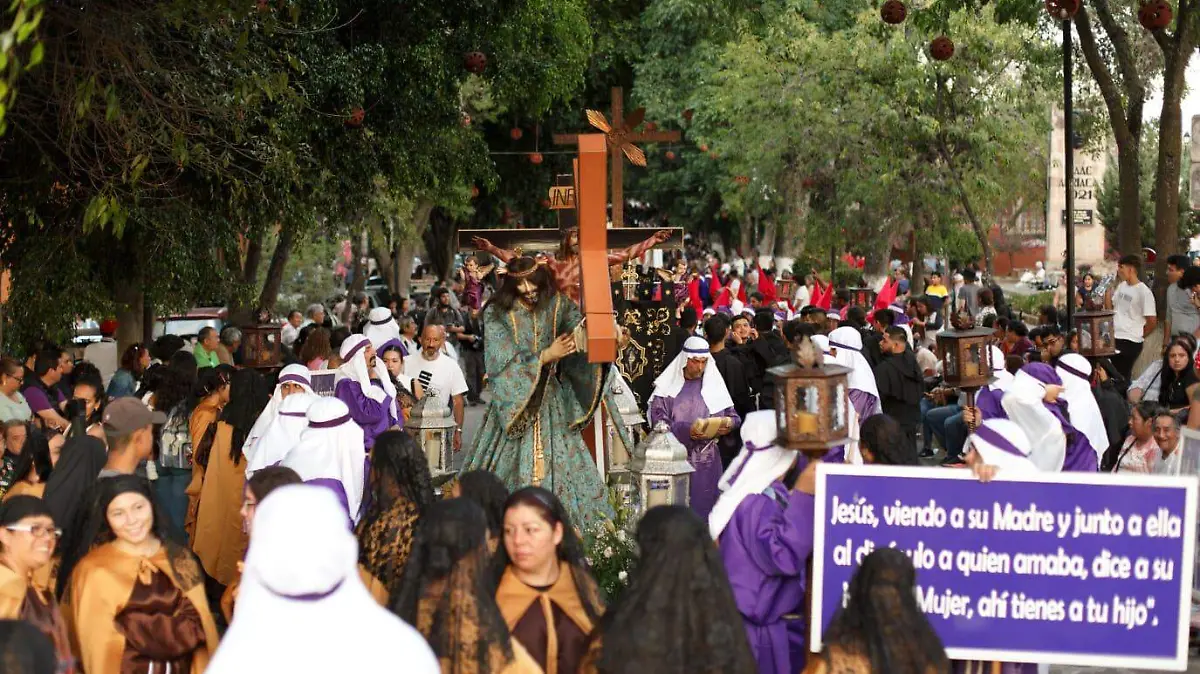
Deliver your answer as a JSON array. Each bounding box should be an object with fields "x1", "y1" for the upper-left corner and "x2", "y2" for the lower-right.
[
  {"x1": 576, "y1": 134, "x2": 616, "y2": 362},
  {"x1": 552, "y1": 86, "x2": 681, "y2": 228}
]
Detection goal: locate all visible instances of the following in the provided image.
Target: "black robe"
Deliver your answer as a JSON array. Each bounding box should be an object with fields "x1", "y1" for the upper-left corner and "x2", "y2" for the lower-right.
[{"x1": 873, "y1": 349, "x2": 923, "y2": 426}]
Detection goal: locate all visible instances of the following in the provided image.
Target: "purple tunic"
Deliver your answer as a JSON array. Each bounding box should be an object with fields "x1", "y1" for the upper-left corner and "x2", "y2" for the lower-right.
[
  {"x1": 975, "y1": 385, "x2": 1006, "y2": 421},
  {"x1": 824, "y1": 389, "x2": 879, "y2": 464},
  {"x1": 718, "y1": 481, "x2": 814, "y2": 674},
  {"x1": 649, "y1": 377, "x2": 740, "y2": 520},
  {"x1": 1023, "y1": 363, "x2": 1098, "y2": 473},
  {"x1": 334, "y1": 378, "x2": 395, "y2": 450}
]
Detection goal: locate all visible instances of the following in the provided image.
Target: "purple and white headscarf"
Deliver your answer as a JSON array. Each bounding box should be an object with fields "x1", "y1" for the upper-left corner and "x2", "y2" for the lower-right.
[{"x1": 651, "y1": 335, "x2": 735, "y2": 413}]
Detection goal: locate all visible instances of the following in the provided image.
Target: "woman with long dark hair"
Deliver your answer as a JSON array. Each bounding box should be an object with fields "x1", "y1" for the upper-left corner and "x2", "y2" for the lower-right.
[
  {"x1": 107, "y1": 343, "x2": 151, "y2": 399},
  {"x1": 393, "y1": 499, "x2": 540, "y2": 674},
  {"x1": 806, "y1": 548, "x2": 948, "y2": 673},
  {"x1": 1160, "y1": 335, "x2": 1199, "y2": 414},
  {"x1": 193, "y1": 368, "x2": 271, "y2": 587},
  {"x1": 356, "y1": 430, "x2": 433, "y2": 600},
  {"x1": 151, "y1": 353, "x2": 202, "y2": 541},
  {"x1": 452, "y1": 470, "x2": 509, "y2": 547},
  {"x1": 586, "y1": 506, "x2": 756, "y2": 674},
  {"x1": 2, "y1": 429, "x2": 53, "y2": 501},
  {"x1": 495, "y1": 486, "x2": 603, "y2": 674},
  {"x1": 65, "y1": 370, "x2": 106, "y2": 444},
  {"x1": 185, "y1": 364, "x2": 233, "y2": 541},
  {"x1": 63, "y1": 476, "x2": 219, "y2": 672}
]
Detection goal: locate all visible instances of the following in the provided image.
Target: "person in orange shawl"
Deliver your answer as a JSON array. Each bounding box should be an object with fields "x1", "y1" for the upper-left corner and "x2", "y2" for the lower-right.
[
  {"x1": 63, "y1": 475, "x2": 219, "y2": 673},
  {"x1": 495, "y1": 487, "x2": 604, "y2": 674},
  {"x1": 185, "y1": 366, "x2": 232, "y2": 542},
  {"x1": 193, "y1": 369, "x2": 271, "y2": 589},
  {"x1": 0, "y1": 496, "x2": 75, "y2": 673}
]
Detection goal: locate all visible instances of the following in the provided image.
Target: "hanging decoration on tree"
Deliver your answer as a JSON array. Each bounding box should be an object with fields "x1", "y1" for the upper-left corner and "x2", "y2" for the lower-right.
[
  {"x1": 346, "y1": 107, "x2": 365, "y2": 127},
  {"x1": 734, "y1": 175, "x2": 750, "y2": 186},
  {"x1": 682, "y1": 109, "x2": 694, "y2": 122},
  {"x1": 880, "y1": 0, "x2": 907, "y2": 24},
  {"x1": 1138, "y1": 0, "x2": 1173, "y2": 29},
  {"x1": 930, "y1": 36, "x2": 955, "y2": 61},
  {"x1": 510, "y1": 127, "x2": 523, "y2": 140},
  {"x1": 528, "y1": 152, "x2": 544, "y2": 165},
  {"x1": 470, "y1": 186, "x2": 480, "y2": 199},
  {"x1": 1044, "y1": 0, "x2": 1080, "y2": 19},
  {"x1": 699, "y1": 143, "x2": 709, "y2": 152},
  {"x1": 463, "y1": 51, "x2": 487, "y2": 74},
  {"x1": 665, "y1": 150, "x2": 676, "y2": 161}
]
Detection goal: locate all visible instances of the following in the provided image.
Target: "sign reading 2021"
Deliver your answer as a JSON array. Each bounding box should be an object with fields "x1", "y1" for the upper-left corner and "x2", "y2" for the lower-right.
[{"x1": 811, "y1": 465, "x2": 1197, "y2": 671}]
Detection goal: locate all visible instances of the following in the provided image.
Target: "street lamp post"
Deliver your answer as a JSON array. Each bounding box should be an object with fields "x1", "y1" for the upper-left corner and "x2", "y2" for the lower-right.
[{"x1": 1049, "y1": 0, "x2": 1081, "y2": 327}]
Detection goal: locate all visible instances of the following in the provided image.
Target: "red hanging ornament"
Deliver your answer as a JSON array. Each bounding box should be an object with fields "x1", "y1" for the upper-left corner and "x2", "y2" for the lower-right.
[
  {"x1": 510, "y1": 128, "x2": 523, "y2": 140},
  {"x1": 880, "y1": 0, "x2": 907, "y2": 24},
  {"x1": 470, "y1": 186, "x2": 480, "y2": 199},
  {"x1": 1138, "y1": 0, "x2": 1173, "y2": 29},
  {"x1": 1044, "y1": 0, "x2": 1080, "y2": 19},
  {"x1": 541, "y1": 199, "x2": 551, "y2": 209},
  {"x1": 682, "y1": 109, "x2": 694, "y2": 122},
  {"x1": 528, "y1": 152, "x2": 543, "y2": 165},
  {"x1": 734, "y1": 176, "x2": 750, "y2": 186},
  {"x1": 699, "y1": 143, "x2": 709, "y2": 152},
  {"x1": 665, "y1": 151, "x2": 676, "y2": 161},
  {"x1": 346, "y1": 107, "x2": 365, "y2": 127},
  {"x1": 930, "y1": 36, "x2": 955, "y2": 61},
  {"x1": 463, "y1": 51, "x2": 488, "y2": 74},
  {"x1": 645, "y1": 121, "x2": 658, "y2": 132}
]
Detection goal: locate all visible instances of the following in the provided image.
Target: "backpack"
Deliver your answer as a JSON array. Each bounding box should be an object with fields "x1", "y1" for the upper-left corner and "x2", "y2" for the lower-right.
[{"x1": 158, "y1": 404, "x2": 193, "y2": 471}]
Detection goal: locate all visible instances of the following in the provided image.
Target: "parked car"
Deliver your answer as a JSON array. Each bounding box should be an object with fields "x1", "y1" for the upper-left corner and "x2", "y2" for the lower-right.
[{"x1": 153, "y1": 307, "x2": 227, "y2": 340}]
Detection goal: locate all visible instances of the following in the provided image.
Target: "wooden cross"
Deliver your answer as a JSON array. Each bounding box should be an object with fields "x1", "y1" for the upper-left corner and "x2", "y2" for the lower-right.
[{"x1": 553, "y1": 86, "x2": 681, "y2": 228}]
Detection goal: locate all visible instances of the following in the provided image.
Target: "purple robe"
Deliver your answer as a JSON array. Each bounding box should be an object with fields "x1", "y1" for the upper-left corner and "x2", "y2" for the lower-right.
[
  {"x1": 975, "y1": 385, "x2": 1006, "y2": 421},
  {"x1": 334, "y1": 378, "x2": 395, "y2": 450},
  {"x1": 1023, "y1": 363, "x2": 1098, "y2": 473},
  {"x1": 823, "y1": 389, "x2": 879, "y2": 464},
  {"x1": 649, "y1": 377, "x2": 740, "y2": 520},
  {"x1": 718, "y1": 481, "x2": 814, "y2": 674}
]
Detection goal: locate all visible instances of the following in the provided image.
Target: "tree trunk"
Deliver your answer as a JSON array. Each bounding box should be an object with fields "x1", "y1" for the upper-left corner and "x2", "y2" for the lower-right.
[
  {"x1": 759, "y1": 219, "x2": 778, "y2": 260},
  {"x1": 113, "y1": 277, "x2": 144, "y2": 355},
  {"x1": 1075, "y1": 0, "x2": 1145, "y2": 256},
  {"x1": 258, "y1": 224, "x2": 294, "y2": 314},
  {"x1": 397, "y1": 245, "x2": 415, "y2": 297},
  {"x1": 911, "y1": 220, "x2": 925, "y2": 295},
  {"x1": 937, "y1": 137, "x2": 994, "y2": 273},
  {"x1": 1151, "y1": 6, "x2": 1195, "y2": 298},
  {"x1": 422, "y1": 209, "x2": 459, "y2": 282},
  {"x1": 343, "y1": 225, "x2": 369, "y2": 325}
]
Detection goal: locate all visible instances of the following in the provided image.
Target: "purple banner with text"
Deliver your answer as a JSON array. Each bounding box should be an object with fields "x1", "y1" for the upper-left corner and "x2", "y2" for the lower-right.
[{"x1": 811, "y1": 465, "x2": 1198, "y2": 670}]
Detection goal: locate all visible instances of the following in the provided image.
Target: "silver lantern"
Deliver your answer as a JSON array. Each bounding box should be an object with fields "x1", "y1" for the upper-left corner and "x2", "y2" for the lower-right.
[
  {"x1": 605, "y1": 376, "x2": 645, "y2": 474},
  {"x1": 404, "y1": 395, "x2": 456, "y2": 478},
  {"x1": 629, "y1": 420, "x2": 693, "y2": 513}
]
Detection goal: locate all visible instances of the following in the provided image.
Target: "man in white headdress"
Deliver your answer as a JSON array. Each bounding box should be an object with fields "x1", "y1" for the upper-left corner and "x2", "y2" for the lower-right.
[
  {"x1": 709, "y1": 410, "x2": 816, "y2": 674},
  {"x1": 281, "y1": 397, "x2": 367, "y2": 522},
  {"x1": 649, "y1": 335, "x2": 738, "y2": 519},
  {"x1": 241, "y1": 364, "x2": 314, "y2": 465},
  {"x1": 334, "y1": 334, "x2": 395, "y2": 450},
  {"x1": 363, "y1": 306, "x2": 416, "y2": 422},
  {"x1": 825, "y1": 326, "x2": 881, "y2": 464},
  {"x1": 964, "y1": 418, "x2": 1037, "y2": 480},
  {"x1": 1055, "y1": 352, "x2": 1108, "y2": 465},
  {"x1": 363, "y1": 306, "x2": 402, "y2": 348},
  {"x1": 207, "y1": 484, "x2": 439, "y2": 674},
  {"x1": 245, "y1": 393, "x2": 316, "y2": 476}
]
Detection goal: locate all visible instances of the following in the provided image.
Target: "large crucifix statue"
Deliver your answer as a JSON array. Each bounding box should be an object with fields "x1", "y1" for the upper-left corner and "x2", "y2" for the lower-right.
[{"x1": 553, "y1": 86, "x2": 682, "y2": 228}]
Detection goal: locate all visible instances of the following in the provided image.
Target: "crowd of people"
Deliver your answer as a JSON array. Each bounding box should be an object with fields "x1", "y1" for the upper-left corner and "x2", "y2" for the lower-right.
[{"x1": 0, "y1": 228, "x2": 1192, "y2": 673}]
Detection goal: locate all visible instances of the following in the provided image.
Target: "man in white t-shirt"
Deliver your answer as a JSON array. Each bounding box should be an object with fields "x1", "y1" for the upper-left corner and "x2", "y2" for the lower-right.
[
  {"x1": 1105, "y1": 253, "x2": 1158, "y2": 380},
  {"x1": 402, "y1": 323, "x2": 469, "y2": 450}
]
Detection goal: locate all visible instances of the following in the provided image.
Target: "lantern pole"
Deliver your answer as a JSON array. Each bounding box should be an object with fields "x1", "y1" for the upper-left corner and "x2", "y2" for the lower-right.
[{"x1": 1062, "y1": 14, "x2": 1076, "y2": 330}]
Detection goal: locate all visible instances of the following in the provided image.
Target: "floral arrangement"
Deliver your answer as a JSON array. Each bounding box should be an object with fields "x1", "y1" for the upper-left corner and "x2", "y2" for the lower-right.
[{"x1": 583, "y1": 487, "x2": 639, "y2": 601}]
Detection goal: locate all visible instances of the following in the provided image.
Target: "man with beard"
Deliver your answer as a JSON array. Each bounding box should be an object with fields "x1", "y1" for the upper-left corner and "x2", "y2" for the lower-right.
[
  {"x1": 471, "y1": 227, "x2": 670, "y2": 305},
  {"x1": 334, "y1": 334, "x2": 395, "y2": 450},
  {"x1": 402, "y1": 324, "x2": 468, "y2": 449},
  {"x1": 459, "y1": 255, "x2": 614, "y2": 529},
  {"x1": 873, "y1": 326, "x2": 924, "y2": 455}
]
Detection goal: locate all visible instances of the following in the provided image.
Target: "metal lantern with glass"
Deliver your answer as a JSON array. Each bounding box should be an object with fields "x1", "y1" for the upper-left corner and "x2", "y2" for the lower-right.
[
  {"x1": 936, "y1": 328, "x2": 994, "y2": 431},
  {"x1": 847, "y1": 287, "x2": 876, "y2": 310},
  {"x1": 629, "y1": 420, "x2": 694, "y2": 512},
  {"x1": 768, "y1": 340, "x2": 851, "y2": 457},
  {"x1": 241, "y1": 324, "x2": 282, "y2": 369},
  {"x1": 1072, "y1": 310, "x2": 1117, "y2": 359},
  {"x1": 404, "y1": 395, "x2": 456, "y2": 478},
  {"x1": 621, "y1": 261, "x2": 640, "y2": 301}
]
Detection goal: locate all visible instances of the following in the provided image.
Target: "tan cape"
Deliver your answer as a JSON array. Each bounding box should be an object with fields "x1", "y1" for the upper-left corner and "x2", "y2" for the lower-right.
[
  {"x1": 64, "y1": 542, "x2": 220, "y2": 674},
  {"x1": 0, "y1": 561, "x2": 74, "y2": 671},
  {"x1": 192, "y1": 422, "x2": 248, "y2": 586},
  {"x1": 495, "y1": 562, "x2": 602, "y2": 674}
]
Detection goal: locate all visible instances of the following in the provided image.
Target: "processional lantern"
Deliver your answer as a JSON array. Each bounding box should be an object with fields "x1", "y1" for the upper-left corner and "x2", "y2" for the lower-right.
[
  {"x1": 241, "y1": 324, "x2": 282, "y2": 369},
  {"x1": 621, "y1": 262, "x2": 640, "y2": 301},
  {"x1": 1072, "y1": 310, "x2": 1117, "y2": 359},
  {"x1": 629, "y1": 421, "x2": 693, "y2": 511},
  {"x1": 776, "y1": 274, "x2": 797, "y2": 304},
  {"x1": 847, "y1": 287, "x2": 875, "y2": 309},
  {"x1": 936, "y1": 328, "x2": 994, "y2": 431},
  {"x1": 405, "y1": 396, "x2": 456, "y2": 477},
  {"x1": 769, "y1": 347, "x2": 851, "y2": 459}
]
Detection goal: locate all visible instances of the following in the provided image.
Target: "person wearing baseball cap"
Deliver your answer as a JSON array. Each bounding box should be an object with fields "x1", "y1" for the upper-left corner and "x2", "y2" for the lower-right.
[{"x1": 97, "y1": 398, "x2": 166, "y2": 478}]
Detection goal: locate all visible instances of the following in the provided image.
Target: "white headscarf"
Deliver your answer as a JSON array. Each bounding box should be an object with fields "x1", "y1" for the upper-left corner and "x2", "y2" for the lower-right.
[
  {"x1": 245, "y1": 392, "x2": 317, "y2": 477},
  {"x1": 335, "y1": 334, "x2": 387, "y2": 404},
  {"x1": 242, "y1": 364, "x2": 313, "y2": 463},
  {"x1": 1001, "y1": 369, "x2": 1066, "y2": 473},
  {"x1": 206, "y1": 485, "x2": 439, "y2": 674},
  {"x1": 828, "y1": 327, "x2": 880, "y2": 400},
  {"x1": 1056, "y1": 353, "x2": 1107, "y2": 462},
  {"x1": 731, "y1": 299, "x2": 744, "y2": 315},
  {"x1": 965, "y1": 418, "x2": 1037, "y2": 475},
  {"x1": 280, "y1": 397, "x2": 367, "y2": 522},
  {"x1": 363, "y1": 307, "x2": 401, "y2": 348},
  {"x1": 709, "y1": 411, "x2": 797, "y2": 539},
  {"x1": 651, "y1": 336, "x2": 735, "y2": 413},
  {"x1": 987, "y1": 345, "x2": 1013, "y2": 392},
  {"x1": 811, "y1": 334, "x2": 831, "y2": 356}
]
